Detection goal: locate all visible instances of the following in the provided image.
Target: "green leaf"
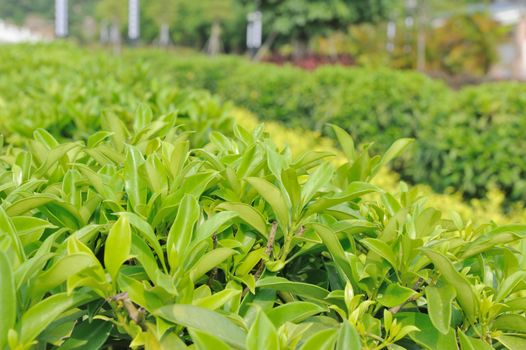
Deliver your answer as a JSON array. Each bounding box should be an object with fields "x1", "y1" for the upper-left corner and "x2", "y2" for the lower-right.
[
  {"x1": 426, "y1": 284, "x2": 456, "y2": 334},
  {"x1": 377, "y1": 283, "x2": 416, "y2": 308},
  {"x1": 266, "y1": 302, "x2": 325, "y2": 327},
  {"x1": 190, "y1": 329, "x2": 232, "y2": 350},
  {"x1": 362, "y1": 238, "x2": 398, "y2": 269},
  {"x1": 119, "y1": 212, "x2": 166, "y2": 271},
  {"x1": 32, "y1": 253, "x2": 97, "y2": 295},
  {"x1": 494, "y1": 314, "x2": 526, "y2": 333},
  {"x1": 460, "y1": 232, "x2": 521, "y2": 259},
  {"x1": 155, "y1": 304, "x2": 246, "y2": 349},
  {"x1": 300, "y1": 329, "x2": 338, "y2": 350},
  {"x1": 189, "y1": 248, "x2": 236, "y2": 282},
  {"x1": 167, "y1": 194, "x2": 199, "y2": 266},
  {"x1": 497, "y1": 335, "x2": 526, "y2": 350},
  {"x1": 458, "y1": 330, "x2": 493, "y2": 350},
  {"x1": 217, "y1": 202, "x2": 267, "y2": 238},
  {"x1": 396, "y1": 312, "x2": 457, "y2": 350},
  {"x1": 336, "y1": 321, "x2": 361, "y2": 350},
  {"x1": 256, "y1": 276, "x2": 329, "y2": 300},
  {"x1": 104, "y1": 215, "x2": 132, "y2": 279},
  {"x1": 0, "y1": 206, "x2": 25, "y2": 264},
  {"x1": 282, "y1": 168, "x2": 301, "y2": 219},
  {"x1": 423, "y1": 249, "x2": 478, "y2": 321},
  {"x1": 134, "y1": 104, "x2": 153, "y2": 131},
  {"x1": 304, "y1": 182, "x2": 379, "y2": 217},
  {"x1": 330, "y1": 124, "x2": 355, "y2": 162},
  {"x1": 194, "y1": 288, "x2": 241, "y2": 311},
  {"x1": 124, "y1": 145, "x2": 147, "y2": 215},
  {"x1": 246, "y1": 177, "x2": 290, "y2": 228},
  {"x1": 246, "y1": 309, "x2": 279, "y2": 350},
  {"x1": 236, "y1": 248, "x2": 266, "y2": 277},
  {"x1": 0, "y1": 250, "x2": 16, "y2": 349},
  {"x1": 311, "y1": 223, "x2": 353, "y2": 282},
  {"x1": 60, "y1": 320, "x2": 113, "y2": 350},
  {"x1": 496, "y1": 271, "x2": 526, "y2": 302},
  {"x1": 194, "y1": 211, "x2": 238, "y2": 244},
  {"x1": 371, "y1": 138, "x2": 413, "y2": 177},
  {"x1": 301, "y1": 164, "x2": 334, "y2": 208},
  {"x1": 18, "y1": 291, "x2": 96, "y2": 346},
  {"x1": 12, "y1": 216, "x2": 55, "y2": 246},
  {"x1": 87, "y1": 131, "x2": 114, "y2": 148}
]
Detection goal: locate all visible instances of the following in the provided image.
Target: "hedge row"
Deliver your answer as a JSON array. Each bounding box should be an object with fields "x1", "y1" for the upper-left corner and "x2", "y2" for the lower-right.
[
  {"x1": 130, "y1": 51, "x2": 526, "y2": 204},
  {"x1": 3, "y1": 44, "x2": 526, "y2": 349}
]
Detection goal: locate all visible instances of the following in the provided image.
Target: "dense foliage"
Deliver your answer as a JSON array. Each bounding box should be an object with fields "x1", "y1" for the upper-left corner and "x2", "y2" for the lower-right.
[
  {"x1": 414, "y1": 83, "x2": 526, "y2": 202},
  {"x1": 3, "y1": 44, "x2": 526, "y2": 204},
  {"x1": 113, "y1": 48, "x2": 526, "y2": 204},
  {"x1": 1, "y1": 43, "x2": 526, "y2": 350}
]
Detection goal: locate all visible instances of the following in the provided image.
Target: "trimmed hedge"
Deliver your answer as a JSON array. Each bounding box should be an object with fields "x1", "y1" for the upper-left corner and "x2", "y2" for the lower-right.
[
  {"x1": 414, "y1": 83, "x2": 526, "y2": 202},
  {"x1": 2, "y1": 45, "x2": 525, "y2": 203},
  {"x1": 129, "y1": 51, "x2": 526, "y2": 204}
]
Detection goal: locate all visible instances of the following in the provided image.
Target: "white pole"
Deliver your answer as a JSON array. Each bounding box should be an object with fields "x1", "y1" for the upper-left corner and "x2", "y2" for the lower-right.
[
  {"x1": 55, "y1": 0, "x2": 68, "y2": 38},
  {"x1": 247, "y1": 11, "x2": 262, "y2": 51},
  {"x1": 128, "y1": 0, "x2": 140, "y2": 41}
]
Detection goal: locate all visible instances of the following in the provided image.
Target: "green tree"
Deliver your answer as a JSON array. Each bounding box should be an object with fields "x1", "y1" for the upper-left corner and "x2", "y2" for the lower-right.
[
  {"x1": 257, "y1": 0, "x2": 393, "y2": 58},
  {"x1": 0, "y1": 0, "x2": 53, "y2": 24}
]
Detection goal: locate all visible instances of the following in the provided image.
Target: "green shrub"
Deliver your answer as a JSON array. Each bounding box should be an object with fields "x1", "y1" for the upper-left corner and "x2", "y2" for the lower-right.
[
  {"x1": 132, "y1": 50, "x2": 525, "y2": 204},
  {"x1": 1, "y1": 44, "x2": 526, "y2": 349},
  {"x1": 3, "y1": 44, "x2": 526, "y2": 203},
  {"x1": 411, "y1": 83, "x2": 526, "y2": 203}
]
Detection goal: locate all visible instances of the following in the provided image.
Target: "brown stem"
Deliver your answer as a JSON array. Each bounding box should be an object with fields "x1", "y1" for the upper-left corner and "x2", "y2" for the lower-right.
[
  {"x1": 242, "y1": 222, "x2": 278, "y2": 297},
  {"x1": 110, "y1": 292, "x2": 146, "y2": 330},
  {"x1": 208, "y1": 233, "x2": 219, "y2": 287}
]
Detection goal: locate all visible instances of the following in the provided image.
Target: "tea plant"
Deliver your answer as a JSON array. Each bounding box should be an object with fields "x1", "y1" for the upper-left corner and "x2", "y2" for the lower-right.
[{"x1": 1, "y1": 100, "x2": 526, "y2": 349}]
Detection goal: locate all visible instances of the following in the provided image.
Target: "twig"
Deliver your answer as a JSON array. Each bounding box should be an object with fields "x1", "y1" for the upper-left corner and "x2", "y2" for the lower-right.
[
  {"x1": 208, "y1": 233, "x2": 219, "y2": 287},
  {"x1": 242, "y1": 222, "x2": 278, "y2": 297},
  {"x1": 296, "y1": 225, "x2": 305, "y2": 237},
  {"x1": 110, "y1": 292, "x2": 146, "y2": 329}
]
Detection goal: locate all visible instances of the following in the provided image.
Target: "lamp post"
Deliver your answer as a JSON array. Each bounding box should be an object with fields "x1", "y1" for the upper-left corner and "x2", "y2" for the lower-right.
[{"x1": 55, "y1": 0, "x2": 68, "y2": 38}]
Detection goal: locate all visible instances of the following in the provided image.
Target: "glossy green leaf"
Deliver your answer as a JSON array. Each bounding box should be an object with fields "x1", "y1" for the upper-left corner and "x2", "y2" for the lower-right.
[
  {"x1": 32, "y1": 253, "x2": 97, "y2": 295},
  {"x1": 189, "y1": 248, "x2": 236, "y2": 282},
  {"x1": 377, "y1": 283, "x2": 416, "y2": 308},
  {"x1": 190, "y1": 329, "x2": 232, "y2": 350},
  {"x1": 426, "y1": 284, "x2": 456, "y2": 334},
  {"x1": 256, "y1": 276, "x2": 329, "y2": 300},
  {"x1": 330, "y1": 124, "x2": 355, "y2": 162},
  {"x1": 217, "y1": 202, "x2": 267, "y2": 237},
  {"x1": 458, "y1": 330, "x2": 492, "y2": 350},
  {"x1": 266, "y1": 302, "x2": 325, "y2": 327},
  {"x1": 336, "y1": 321, "x2": 361, "y2": 350},
  {"x1": 246, "y1": 177, "x2": 290, "y2": 228},
  {"x1": 396, "y1": 312, "x2": 457, "y2": 350},
  {"x1": 362, "y1": 238, "x2": 398, "y2": 268},
  {"x1": 246, "y1": 309, "x2": 279, "y2": 350},
  {"x1": 300, "y1": 329, "x2": 338, "y2": 350},
  {"x1": 18, "y1": 291, "x2": 96, "y2": 346},
  {"x1": 155, "y1": 304, "x2": 246, "y2": 348},
  {"x1": 167, "y1": 194, "x2": 199, "y2": 265},
  {"x1": 0, "y1": 250, "x2": 16, "y2": 349},
  {"x1": 497, "y1": 335, "x2": 526, "y2": 350},
  {"x1": 423, "y1": 249, "x2": 478, "y2": 321},
  {"x1": 104, "y1": 215, "x2": 132, "y2": 279}
]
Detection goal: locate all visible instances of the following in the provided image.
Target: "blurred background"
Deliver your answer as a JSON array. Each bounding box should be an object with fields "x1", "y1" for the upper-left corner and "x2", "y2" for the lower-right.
[{"x1": 1, "y1": 0, "x2": 526, "y2": 84}]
